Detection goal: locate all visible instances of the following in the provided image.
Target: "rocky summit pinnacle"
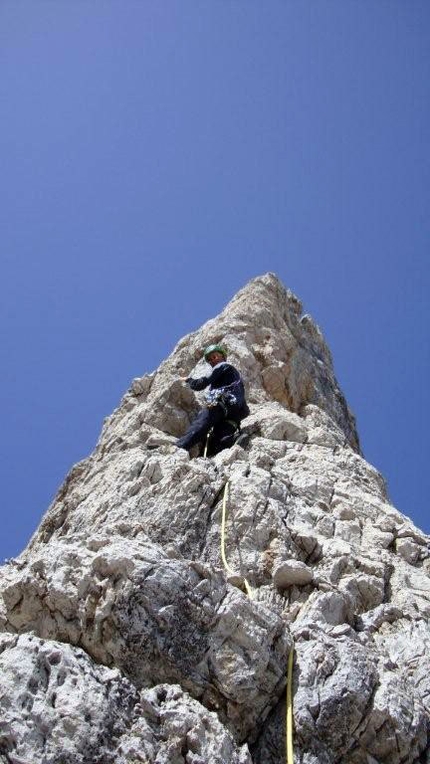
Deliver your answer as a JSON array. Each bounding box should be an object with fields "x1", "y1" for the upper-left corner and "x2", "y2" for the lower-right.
[{"x1": 1, "y1": 273, "x2": 429, "y2": 764}]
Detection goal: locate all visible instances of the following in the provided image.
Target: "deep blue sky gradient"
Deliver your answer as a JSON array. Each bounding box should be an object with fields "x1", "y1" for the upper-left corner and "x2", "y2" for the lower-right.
[{"x1": 1, "y1": 2, "x2": 429, "y2": 561}]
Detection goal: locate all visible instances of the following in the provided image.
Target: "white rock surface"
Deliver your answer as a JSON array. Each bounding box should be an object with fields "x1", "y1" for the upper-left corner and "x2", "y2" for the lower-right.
[
  {"x1": 1, "y1": 273, "x2": 429, "y2": 763},
  {"x1": 0, "y1": 632, "x2": 250, "y2": 764},
  {"x1": 273, "y1": 560, "x2": 314, "y2": 588}
]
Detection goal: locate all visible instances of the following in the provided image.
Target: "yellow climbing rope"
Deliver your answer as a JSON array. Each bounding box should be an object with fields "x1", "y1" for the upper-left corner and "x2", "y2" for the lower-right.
[
  {"x1": 220, "y1": 479, "x2": 294, "y2": 763},
  {"x1": 286, "y1": 647, "x2": 294, "y2": 764},
  {"x1": 220, "y1": 481, "x2": 253, "y2": 599},
  {"x1": 203, "y1": 429, "x2": 211, "y2": 458},
  {"x1": 220, "y1": 481, "x2": 233, "y2": 574}
]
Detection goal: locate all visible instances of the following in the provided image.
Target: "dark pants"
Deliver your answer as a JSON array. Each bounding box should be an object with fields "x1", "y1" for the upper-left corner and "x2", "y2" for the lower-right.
[{"x1": 176, "y1": 405, "x2": 239, "y2": 456}]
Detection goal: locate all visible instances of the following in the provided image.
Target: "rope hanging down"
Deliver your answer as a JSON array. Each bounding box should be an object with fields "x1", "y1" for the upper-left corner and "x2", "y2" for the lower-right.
[
  {"x1": 286, "y1": 647, "x2": 294, "y2": 764},
  {"x1": 220, "y1": 481, "x2": 253, "y2": 599},
  {"x1": 203, "y1": 429, "x2": 212, "y2": 458},
  {"x1": 220, "y1": 480, "x2": 294, "y2": 764}
]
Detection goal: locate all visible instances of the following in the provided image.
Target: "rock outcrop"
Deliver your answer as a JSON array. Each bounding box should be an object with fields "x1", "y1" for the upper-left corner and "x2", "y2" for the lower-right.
[{"x1": 1, "y1": 273, "x2": 429, "y2": 763}]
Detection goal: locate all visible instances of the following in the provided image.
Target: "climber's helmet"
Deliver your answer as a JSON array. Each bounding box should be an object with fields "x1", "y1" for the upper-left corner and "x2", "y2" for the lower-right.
[{"x1": 204, "y1": 344, "x2": 227, "y2": 367}]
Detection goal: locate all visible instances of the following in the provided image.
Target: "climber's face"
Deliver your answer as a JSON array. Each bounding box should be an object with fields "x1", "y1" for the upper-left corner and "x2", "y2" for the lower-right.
[{"x1": 206, "y1": 351, "x2": 225, "y2": 367}]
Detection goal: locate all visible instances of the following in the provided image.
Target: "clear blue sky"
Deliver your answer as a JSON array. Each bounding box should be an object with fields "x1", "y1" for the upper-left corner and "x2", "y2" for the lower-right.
[{"x1": 1, "y1": 2, "x2": 429, "y2": 561}]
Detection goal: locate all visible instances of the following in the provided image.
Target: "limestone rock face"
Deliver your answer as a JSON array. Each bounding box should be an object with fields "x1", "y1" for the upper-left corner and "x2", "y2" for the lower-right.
[
  {"x1": 1, "y1": 273, "x2": 429, "y2": 764},
  {"x1": 0, "y1": 633, "x2": 250, "y2": 764}
]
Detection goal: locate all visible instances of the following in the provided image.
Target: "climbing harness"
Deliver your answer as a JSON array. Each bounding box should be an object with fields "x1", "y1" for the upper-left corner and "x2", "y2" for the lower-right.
[{"x1": 219, "y1": 479, "x2": 295, "y2": 763}]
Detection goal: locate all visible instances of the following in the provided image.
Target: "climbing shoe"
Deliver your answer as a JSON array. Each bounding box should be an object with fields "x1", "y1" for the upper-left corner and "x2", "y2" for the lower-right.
[{"x1": 234, "y1": 432, "x2": 251, "y2": 450}]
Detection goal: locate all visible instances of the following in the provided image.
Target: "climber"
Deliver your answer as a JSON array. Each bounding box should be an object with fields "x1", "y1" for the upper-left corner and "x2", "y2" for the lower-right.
[{"x1": 176, "y1": 344, "x2": 250, "y2": 457}]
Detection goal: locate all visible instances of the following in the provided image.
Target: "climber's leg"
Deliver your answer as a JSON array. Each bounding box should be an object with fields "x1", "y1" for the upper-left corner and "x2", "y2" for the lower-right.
[
  {"x1": 176, "y1": 405, "x2": 224, "y2": 452},
  {"x1": 206, "y1": 419, "x2": 239, "y2": 457}
]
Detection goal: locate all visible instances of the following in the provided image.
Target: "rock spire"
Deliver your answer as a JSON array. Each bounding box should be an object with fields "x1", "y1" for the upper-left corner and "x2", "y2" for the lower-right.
[{"x1": 1, "y1": 273, "x2": 429, "y2": 763}]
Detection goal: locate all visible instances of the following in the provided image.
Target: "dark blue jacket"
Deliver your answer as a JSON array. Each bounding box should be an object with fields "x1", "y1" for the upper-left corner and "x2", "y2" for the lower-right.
[{"x1": 186, "y1": 362, "x2": 249, "y2": 420}]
